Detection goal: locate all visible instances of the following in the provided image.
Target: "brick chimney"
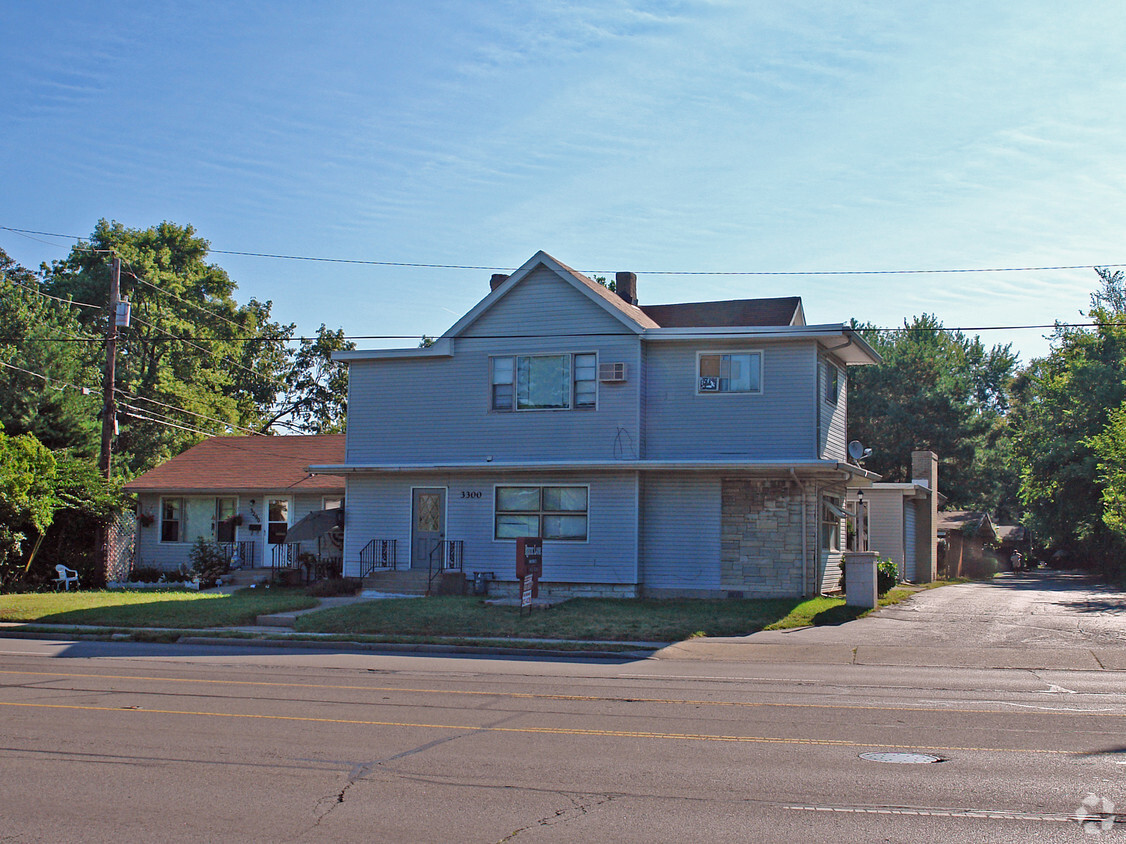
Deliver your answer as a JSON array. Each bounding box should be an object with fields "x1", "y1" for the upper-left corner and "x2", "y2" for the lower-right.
[
  {"x1": 911, "y1": 450, "x2": 939, "y2": 582},
  {"x1": 911, "y1": 450, "x2": 938, "y2": 492},
  {"x1": 490, "y1": 273, "x2": 509, "y2": 291},
  {"x1": 615, "y1": 271, "x2": 638, "y2": 305}
]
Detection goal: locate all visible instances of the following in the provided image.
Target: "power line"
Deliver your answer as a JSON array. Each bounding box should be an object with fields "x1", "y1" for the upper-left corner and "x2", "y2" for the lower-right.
[
  {"x1": 117, "y1": 390, "x2": 264, "y2": 437},
  {"x1": 3, "y1": 225, "x2": 1123, "y2": 277},
  {"x1": 0, "y1": 359, "x2": 98, "y2": 395},
  {"x1": 119, "y1": 408, "x2": 225, "y2": 439},
  {"x1": 120, "y1": 261, "x2": 253, "y2": 333},
  {"x1": 128, "y1": 312, "x2": 290, "y2": 392},
  {"x1": 0, "y1": 322, "x2": 1107, "y2": 345}
]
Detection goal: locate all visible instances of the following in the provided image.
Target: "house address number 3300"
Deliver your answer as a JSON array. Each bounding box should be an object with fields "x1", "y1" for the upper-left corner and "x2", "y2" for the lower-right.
[{"x1": 459, "y1": 491, "x2": 483, "y2": 499}]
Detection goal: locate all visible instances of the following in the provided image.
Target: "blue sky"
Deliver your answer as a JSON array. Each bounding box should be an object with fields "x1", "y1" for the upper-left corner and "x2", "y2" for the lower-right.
[{"x1": 3, "y1": 1, "x2": 1125, "y2": 362}]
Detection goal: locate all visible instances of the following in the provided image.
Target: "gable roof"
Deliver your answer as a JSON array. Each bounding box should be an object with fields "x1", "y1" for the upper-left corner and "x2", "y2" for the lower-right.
[
  {"x1": 124, "y1": 434, "x2": 346, "y2": 493},
  {"x1": 641, "y1": 297, "x2": 805, "y2": 328},
  {"x1": 443, "y1": 251, "x2": 660, "y2": 338},
  {"x1": 937, "y1": 510, "x2": 997, "y2": 539}
]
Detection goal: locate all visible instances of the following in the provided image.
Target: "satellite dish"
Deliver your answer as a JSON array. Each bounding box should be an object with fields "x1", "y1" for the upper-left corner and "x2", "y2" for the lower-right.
[{"x1": 848, "y1": 440, "x2": 866, "y2": 461}]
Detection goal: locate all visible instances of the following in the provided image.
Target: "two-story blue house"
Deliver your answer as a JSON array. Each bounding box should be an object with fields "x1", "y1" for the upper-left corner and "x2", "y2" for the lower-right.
[{"x1": 312, "y1": 251, "x2": 880, "y2": 598}]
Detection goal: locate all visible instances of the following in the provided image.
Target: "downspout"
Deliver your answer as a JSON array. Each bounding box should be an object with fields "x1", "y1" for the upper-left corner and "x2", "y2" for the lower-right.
[{"x1": 790, "y1": 469, "x2": 809, "y2": 597}]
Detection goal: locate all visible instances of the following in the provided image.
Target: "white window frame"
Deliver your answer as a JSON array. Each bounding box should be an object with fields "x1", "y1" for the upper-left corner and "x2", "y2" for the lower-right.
[
  {"x1": 696, "y1": 350, "x2": 764, "y2": 395},
  {"x1": 821, "y1": 496, "x2": 843, "y2": 553},
  {"x1": 493, "y1": 484, "x2": 590, "y2": 542},
  {"x1": 490, "y1": 352, "x2": 598, "y2": 412},
  {"x1": 266, "y1": 497, "x2": 292, "y2": 546},
  {"x1": 215, "y1": 496, "x2": 239, "y2": 543}
]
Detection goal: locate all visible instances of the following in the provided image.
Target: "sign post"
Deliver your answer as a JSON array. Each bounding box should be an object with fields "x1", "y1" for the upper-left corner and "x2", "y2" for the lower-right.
[{"x1": 516, "y1": 537, "x2": 543, "y2": 610}]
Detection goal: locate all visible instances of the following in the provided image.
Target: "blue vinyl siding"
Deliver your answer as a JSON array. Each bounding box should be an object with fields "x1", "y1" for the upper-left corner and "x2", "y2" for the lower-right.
[
  {"x1": 460, "y1": 265, "x2": 632, "y2": 339},
  {"x1": 818, "y1": 357, "x2": 848, "y2": 460},
  {"x1": 643, "y1": 341, "x2": 818, "y2": 459},
  {"x1": 345, "y1": 271, "x2": 643, "y2": 464},
  {"x1": 640, "y1": 474, "x2": 722, "y2": 590},
  {"x1": 133, "y1": 491, "x2": 328, "y2": 572},
  {"x1": 345, "y1": 472, "x2": 639, "y2": 583}
]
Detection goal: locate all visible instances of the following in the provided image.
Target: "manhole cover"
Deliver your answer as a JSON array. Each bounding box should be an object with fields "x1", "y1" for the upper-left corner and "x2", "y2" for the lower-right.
[{"x1": 859, "y1": 752, "x2": 943, "y2": 764}]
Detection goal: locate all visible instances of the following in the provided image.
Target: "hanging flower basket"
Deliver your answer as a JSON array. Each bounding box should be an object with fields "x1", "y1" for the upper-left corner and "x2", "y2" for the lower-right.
[{"x1": 138, "y1": 512, "x2": 155, "y2": 527}]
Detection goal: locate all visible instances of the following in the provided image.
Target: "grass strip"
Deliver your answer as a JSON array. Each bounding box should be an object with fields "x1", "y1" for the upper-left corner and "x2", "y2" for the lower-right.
[{"x1": 0, "y1": 588, "x2": 317, "y2": 628}]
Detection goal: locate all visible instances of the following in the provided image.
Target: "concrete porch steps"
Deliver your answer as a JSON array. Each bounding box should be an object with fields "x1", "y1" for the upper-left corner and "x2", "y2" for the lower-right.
[{"x1": 361, "y1": 568, "x2": 431, "y2": 595}]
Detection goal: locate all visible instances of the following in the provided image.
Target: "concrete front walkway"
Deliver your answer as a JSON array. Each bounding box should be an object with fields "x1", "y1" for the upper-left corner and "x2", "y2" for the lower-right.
[{"x1": 658, "y1": 570, "x2": 1126, "y2": 670}]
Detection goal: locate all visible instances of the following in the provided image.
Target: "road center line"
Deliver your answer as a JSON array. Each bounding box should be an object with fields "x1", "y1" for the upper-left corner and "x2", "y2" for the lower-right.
[
  {"x1": 0, "y1": 669, "x2": 1121, "y2": 718},
  {"x1": 0, "y1": 700, "x2": 1077, "y2": 754}
]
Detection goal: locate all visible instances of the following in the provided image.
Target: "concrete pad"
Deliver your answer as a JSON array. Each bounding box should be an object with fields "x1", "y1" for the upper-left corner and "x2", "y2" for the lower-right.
[{"x1": 654, "y1": 641, "x2": 856, "y2": 664}]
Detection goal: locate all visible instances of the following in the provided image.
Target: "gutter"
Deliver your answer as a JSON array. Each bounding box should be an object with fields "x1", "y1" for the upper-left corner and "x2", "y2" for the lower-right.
[{"x1": 309, "y1": 459, "x2": 883, "y2": 477}]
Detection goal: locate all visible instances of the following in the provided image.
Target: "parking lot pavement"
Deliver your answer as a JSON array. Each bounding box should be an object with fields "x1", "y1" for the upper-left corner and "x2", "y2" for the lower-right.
[{"x1": 658, "y1": 570, "x2": 1126, "y2": 670}]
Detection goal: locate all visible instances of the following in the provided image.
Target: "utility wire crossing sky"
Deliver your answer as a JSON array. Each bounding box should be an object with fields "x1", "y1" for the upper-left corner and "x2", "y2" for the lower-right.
[{"x1": 3, "y1": 2, "x2": 1125, "y2": 363}]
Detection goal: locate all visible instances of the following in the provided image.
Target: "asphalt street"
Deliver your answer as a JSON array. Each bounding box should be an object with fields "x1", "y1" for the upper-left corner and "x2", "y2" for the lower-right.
[{"x1": 1, "y1": 570, "x2": 1123, "y2": 842}]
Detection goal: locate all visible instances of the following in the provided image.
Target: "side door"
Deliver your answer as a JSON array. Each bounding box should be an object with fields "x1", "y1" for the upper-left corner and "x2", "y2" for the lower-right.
[{"x1": 411, "y1": 488, "x2": 446, "y2": 570}]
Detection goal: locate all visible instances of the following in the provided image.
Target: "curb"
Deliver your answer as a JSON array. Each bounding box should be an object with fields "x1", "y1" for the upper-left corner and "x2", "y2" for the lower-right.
[{"x1": 0, "y1": 626, "x2": 659, "y2": 660}]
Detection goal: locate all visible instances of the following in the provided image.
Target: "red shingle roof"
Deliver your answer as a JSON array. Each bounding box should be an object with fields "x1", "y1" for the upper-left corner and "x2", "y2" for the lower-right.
[
  {"x1": 123, "y1": 435, "x2": 346, "y2": 493},
  {"x1": 641, "y1": 297, "x2": 805, "y2": 328}
]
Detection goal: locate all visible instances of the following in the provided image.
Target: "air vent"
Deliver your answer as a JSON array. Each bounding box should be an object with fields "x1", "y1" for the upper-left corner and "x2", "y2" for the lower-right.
[{"x1": 598, "y1": 362, "x2": 627, "y2": 383}]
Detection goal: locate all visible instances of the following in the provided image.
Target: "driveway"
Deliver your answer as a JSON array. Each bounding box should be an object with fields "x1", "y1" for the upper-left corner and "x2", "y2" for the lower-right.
[{"x1": 659, "y1": 569, "x2": 1126, "y2": 670}]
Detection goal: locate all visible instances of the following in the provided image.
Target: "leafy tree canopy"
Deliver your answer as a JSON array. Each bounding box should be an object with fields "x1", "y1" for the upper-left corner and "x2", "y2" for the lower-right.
[
  {"x1": 40, "y1": 220, "x2": 351, "y2": 473},
  {"x1": 0, "y1": 247, "x2": 102, "y2": 454},
  {"x1": 1011, "y1": 268, "x2": 1126, "y2": 577},
  {"x1": 848, "y1": 314, "x2": 1020, "y2": 516}
]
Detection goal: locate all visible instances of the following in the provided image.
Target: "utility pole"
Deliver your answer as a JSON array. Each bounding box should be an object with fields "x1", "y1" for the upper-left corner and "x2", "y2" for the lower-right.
[{"x1": 98, "y1": 256, "x2": 120, "y2": 480}]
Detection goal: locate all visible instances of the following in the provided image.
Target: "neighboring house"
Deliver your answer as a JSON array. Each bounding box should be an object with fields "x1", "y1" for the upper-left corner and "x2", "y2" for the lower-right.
[
  {"x1": 938, "y1": 510, "x2": 999, "y2": 578},
  {"x1": 125, "y1": 435, "x2": 345, "y2": 573},
  {"x1": 311, "y1": 251, "x2": 881, "y2": 598},
  {"x1": 846, "y1": 451, "x2": 945, "y2": 583}
]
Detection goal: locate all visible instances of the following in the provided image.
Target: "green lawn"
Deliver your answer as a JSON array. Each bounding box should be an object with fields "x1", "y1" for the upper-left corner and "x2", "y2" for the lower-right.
[
  {"x1": 0, "y1": 581, "x2": 949, "y2": 642},
  {"x1": 294, "y1": 594, "x2": 868, "y2": 641},
  {"x1": 0, "y1": 588, "x2": 317, "y2": 628}
]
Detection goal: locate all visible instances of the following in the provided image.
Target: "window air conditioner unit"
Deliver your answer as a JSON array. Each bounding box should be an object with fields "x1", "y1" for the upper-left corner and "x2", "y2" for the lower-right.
[{"x1": 598, "y1": 362, "x2": 627, "y2": 383}]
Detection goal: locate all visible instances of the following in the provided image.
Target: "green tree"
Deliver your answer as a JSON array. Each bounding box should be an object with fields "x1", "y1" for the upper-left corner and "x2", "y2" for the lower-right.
[
  {"x1": 42, "y1": 220, "x2": 294, "y2": 473},
  {"x1": 848, "y1": 314, "x2": 1020, "y2": 516},
  {"x1": 0, "y1": 247, "x2": 102, "y2": 454},
  {"x1": 0, "y1": 425, "x2": 58, "y2": 587},
  {"x1": 260, "y1": 325, "x2": 355, "y2": 433},
  {"x1": 1010, "y1": 268, "x2": 1126, "y2": 579}
]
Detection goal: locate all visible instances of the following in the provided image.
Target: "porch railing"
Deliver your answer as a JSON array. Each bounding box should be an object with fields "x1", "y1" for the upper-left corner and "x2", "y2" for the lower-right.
[
  {"x1": 221, "y1": 540, "x2": 256, "y2": 569},
  {"x1": 360, "y1": 539, "x2": 397, "y2": 577},
  {"x1": 427, "y1": 539, "x2": 464, "y2": 592},
  {"x1": 270, "y1": 543, "x2": 299, "y2": 573}
]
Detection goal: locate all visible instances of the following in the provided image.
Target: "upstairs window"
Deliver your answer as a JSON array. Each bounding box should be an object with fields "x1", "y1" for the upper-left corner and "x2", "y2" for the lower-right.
[
  {"x1": 697, "y1": 351, "x2": 762, "y2": 394},
  {"x1": 825, "y1": 363, "x2": 840, "y2": 404},
  {"x1": 491, "y1": 353, "x2": 597, "y2": 411}
]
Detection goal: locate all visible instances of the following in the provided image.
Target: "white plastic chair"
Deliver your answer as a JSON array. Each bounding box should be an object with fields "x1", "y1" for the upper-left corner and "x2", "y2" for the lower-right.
[{"x1": 54, "y1": 565, "x2": 79, "y2": 591}]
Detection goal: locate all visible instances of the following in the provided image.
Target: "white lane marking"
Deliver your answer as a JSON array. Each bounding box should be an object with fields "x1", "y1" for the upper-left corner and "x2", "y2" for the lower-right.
[{"x1": 1047, "y1": 683, "x2": 1077, "y2": 694}]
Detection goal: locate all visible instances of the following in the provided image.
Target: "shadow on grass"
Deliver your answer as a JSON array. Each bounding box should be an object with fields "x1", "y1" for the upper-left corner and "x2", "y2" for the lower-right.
[
  {"x1": 2, "y1": 590, "x2": 317, "y2": 629},
  {"x1": 807, "y1": 603, "x2": 868, "y2": 626}
]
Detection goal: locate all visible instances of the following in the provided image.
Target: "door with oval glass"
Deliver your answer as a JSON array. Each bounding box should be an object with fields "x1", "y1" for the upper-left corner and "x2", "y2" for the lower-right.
[{"x1": 411, "y1": 488, "x2": 446, "y2": 569}]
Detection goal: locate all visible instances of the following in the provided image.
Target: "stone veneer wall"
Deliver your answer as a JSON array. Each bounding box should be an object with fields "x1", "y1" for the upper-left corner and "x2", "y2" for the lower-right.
[{"x1": 721, "y1": 478, "x2": 807, "y2": 597}]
